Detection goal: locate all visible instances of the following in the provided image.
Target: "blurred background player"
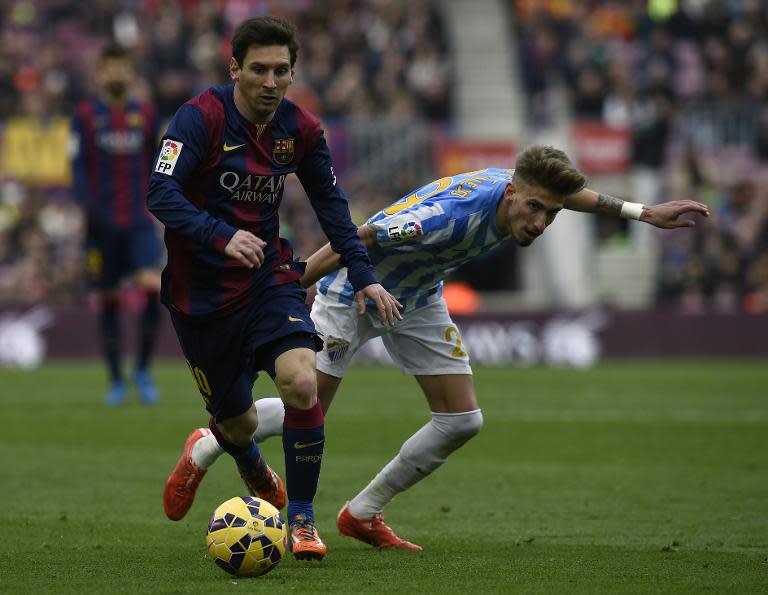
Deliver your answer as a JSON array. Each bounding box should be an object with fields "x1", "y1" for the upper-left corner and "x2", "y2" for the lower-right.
[
  {"x1": 150, "y1": 16, "x2": 400, "y2": 561},
  {"x1": 70, "y1": 43, "x2": 163, "y2": 406},
  {"x1": 185, "y1": 145, "x2": 709, "y2": 551}
]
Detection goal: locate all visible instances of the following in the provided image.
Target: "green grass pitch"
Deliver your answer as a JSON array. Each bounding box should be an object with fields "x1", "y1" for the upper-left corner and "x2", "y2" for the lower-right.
[{"x1": 1, "y1": 360, "x2": 766, "y2": 593}]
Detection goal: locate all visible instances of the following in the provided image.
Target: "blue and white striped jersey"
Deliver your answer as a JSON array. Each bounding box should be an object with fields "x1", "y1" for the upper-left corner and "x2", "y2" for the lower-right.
[{"x1": 318, "y1": 168, "x2": 515, "y2": 312}]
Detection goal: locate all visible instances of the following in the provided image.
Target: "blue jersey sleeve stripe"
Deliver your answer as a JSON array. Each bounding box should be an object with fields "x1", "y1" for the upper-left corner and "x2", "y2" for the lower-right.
[{"x1": 450, "y1": 216, "x2": 469, "y2": 244}]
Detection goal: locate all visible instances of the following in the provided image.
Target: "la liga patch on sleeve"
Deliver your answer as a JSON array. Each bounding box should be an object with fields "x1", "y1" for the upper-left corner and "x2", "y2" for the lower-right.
[{"x1": 155, "y1": 139, "x2": 183, "y2": 175}]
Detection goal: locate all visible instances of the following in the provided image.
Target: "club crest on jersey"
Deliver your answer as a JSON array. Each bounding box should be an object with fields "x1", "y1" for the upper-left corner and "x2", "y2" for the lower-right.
[
  {"x1": 155, "y1": 139, "x2": 183, "y2": 175},
  {"x1": 325, "y1": 337, "x2": 350, "y2": 362},
  {"x1": 126, "y1": 112, "x2": 144, "y2": 127},
  {"x1": 272, "y1": 138, "x2": 295, "y2": 165}
]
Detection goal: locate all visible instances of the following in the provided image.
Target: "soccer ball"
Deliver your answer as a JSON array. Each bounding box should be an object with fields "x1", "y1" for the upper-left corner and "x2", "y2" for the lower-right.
[{"x1": 205, "y1": 496, "x2": 287, "y2": 577}]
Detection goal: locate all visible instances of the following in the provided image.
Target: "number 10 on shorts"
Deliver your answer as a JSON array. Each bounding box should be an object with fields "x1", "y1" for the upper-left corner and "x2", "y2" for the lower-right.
[{"x1": 186, "y1": 360, "x2": 212, "y2": 402}]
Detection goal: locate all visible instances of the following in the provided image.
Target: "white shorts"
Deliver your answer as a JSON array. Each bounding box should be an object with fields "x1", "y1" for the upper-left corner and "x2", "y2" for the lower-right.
[{"x1": 311, "y1": 293, "x2": 472, "y2": 377}]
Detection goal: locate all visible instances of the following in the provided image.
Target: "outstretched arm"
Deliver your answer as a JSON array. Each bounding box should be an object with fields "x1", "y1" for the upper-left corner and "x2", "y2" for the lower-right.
[
  {"x1": 300, "y1": 224, "x2": 377, "y2": 289},
  {"x1": 564, "y1": 188, "x2": 709, "y2": 228},
  {"x1": 301, "y1": 224, "x2": 401, "y2": 323}
]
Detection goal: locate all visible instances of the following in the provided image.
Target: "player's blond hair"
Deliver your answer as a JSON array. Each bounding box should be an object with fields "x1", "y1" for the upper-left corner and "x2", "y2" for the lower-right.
[{"x1": 514, "y1": 145, "x2": 587, "y2": 196}]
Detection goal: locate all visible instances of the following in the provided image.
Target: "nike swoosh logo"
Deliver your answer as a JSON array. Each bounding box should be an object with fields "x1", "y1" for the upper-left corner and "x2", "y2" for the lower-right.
[
  {"x1": 223, "y1": 143, "x2": 245, "y2": 152},
  {"x1": 288, "y1": 316, "x2": 303, "y2": 322},
  {"x1": 293, "y1": 440, "x2": 324, "y2": 449}
]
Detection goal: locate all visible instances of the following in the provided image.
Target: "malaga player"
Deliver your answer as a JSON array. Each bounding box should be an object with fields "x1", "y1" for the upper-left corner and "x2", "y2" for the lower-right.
[
  {"x1": 180, "y1": 145, "x2": 709, "y2": 550},
  {"x1": 149, "y1": 16, "x2": 400, "y2": 561},
  {"x1": 70, "y1": 43, "x2": 164, "y2": 406}
]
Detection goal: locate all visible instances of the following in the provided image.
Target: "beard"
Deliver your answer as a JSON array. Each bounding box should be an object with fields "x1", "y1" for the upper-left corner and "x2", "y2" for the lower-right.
[{"x1": 105, "y1": 81, "x2": 129, "y2": 99}]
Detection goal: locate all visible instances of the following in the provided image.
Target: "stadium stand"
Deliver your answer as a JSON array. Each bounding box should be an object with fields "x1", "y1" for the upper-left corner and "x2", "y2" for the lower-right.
[
  {"x1": 511, "y1": 0, "x2": 768, "y2": 312},
  {"x1": 0, "y1": 0, "x2": 452, "y2": 306},
  {"x1": 0, "y1": 0, "x2": 766, "y2": 313}
]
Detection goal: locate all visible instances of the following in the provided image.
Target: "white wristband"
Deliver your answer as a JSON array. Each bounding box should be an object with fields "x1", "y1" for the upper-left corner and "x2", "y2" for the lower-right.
[{"x1": 620, "y1": 201, "x2": 644, "y2": 220}]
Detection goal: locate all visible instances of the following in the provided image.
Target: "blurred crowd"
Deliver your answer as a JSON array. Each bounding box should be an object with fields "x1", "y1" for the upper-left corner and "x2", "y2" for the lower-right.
[
  {"x1": 0, "y1": 0, "x2": 451, "y2": 306},
  {"x1": 514, "y1": 0, "x2": 768, "y2": 312},
  {"x1": 658, "y1": 146, "x2": 768, "y2": 314},
  {"x1": 2, "y1": 0, "x2": 767, "y2": 313},
  {"x1": 0, "y1": 0, "x2": 451, "y2": 122}
]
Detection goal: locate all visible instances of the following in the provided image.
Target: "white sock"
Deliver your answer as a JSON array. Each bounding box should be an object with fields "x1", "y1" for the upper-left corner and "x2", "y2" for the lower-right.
[
  {"x1": 348, "y1": 409, "x2": 483, "y2": 518},
  {"x1": 190, "y1": 429, "x2": 224, "y2": 469},
  {"x1": 253, "y1": 397, "x2": 285, "y2": 442}
]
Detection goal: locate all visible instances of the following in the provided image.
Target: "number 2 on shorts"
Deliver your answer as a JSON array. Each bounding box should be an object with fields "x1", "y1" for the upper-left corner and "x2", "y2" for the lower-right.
[{"x1": 444, "y1": 326, "x2": 467, "y2": 358}]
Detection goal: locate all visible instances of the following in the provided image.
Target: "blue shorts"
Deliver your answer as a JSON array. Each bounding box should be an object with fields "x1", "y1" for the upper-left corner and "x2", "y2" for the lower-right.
[
  {"x1": 86, "y1": 223, "x2": 162, "y2": 289},
  {"x1": 170, "y1": 282, "x2": 322, "y2": 421}
]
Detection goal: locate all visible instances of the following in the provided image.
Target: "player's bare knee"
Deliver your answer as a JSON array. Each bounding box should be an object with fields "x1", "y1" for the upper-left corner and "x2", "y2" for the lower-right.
[{"x1": 277, "y1": 369, "x2": 317, "y2": 409}]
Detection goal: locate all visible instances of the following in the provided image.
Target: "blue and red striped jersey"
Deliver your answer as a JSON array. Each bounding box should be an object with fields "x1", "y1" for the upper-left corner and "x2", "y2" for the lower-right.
[
  {"x1": 147, "y1": 84, "x2": 375, "y2": 317},
  {"x1": 71, "y1": 97, "x2": 160, "y2": 228}
]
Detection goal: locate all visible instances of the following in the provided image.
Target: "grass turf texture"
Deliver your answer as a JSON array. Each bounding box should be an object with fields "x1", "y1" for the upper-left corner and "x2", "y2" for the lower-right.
[{"x1": 1, "y1": 360, "x2": 766, "y2": 594}]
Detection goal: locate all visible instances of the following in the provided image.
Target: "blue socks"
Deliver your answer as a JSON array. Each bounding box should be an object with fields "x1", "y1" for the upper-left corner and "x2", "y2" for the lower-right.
[{"x1": 283, "y1": 402, "x2": 324, "y2": 522}]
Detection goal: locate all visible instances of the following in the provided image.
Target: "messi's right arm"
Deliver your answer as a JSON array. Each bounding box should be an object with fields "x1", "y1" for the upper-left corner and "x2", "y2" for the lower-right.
[{"x1": 146, "y1": 104, "x2": 238, "y2": 253}]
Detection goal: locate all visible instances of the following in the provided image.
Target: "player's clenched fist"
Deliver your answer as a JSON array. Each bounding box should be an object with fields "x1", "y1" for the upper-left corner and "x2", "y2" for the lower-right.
[{"x1": 225, "y1": 230, "x2": 267, "y2": 268}]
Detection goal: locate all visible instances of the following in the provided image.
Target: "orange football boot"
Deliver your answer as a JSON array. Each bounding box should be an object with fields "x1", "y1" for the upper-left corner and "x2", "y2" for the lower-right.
[
  {"x1": 239, "y1": 464, "x2": 287, "y2": 510},
  {"x1": 337, "y1": 501, "x2": 422, "y2": 551},
  {"x1": 163, "y1": 428, "x2": 210, "y2": 521},
  {"x1": 289, "y1": 514, "x2": 327, "y2": 560}
]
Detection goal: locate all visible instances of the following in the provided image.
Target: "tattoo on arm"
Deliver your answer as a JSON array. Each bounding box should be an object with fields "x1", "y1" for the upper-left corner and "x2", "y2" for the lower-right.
[{"x1": 596, "y1": 193, "x2": 624, "y2": 215}]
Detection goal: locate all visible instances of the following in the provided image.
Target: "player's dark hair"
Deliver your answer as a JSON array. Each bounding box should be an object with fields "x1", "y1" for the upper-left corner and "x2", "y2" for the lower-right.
[
  {"x1": 232, "y1": 16, "x2": 299, "y2": 67},
  {"x1": 514, "y1": 145, "x2": 587, "y2": 196},
  {"x1": 100, "y1": 42, "x2": 129, "y2": 62}
]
